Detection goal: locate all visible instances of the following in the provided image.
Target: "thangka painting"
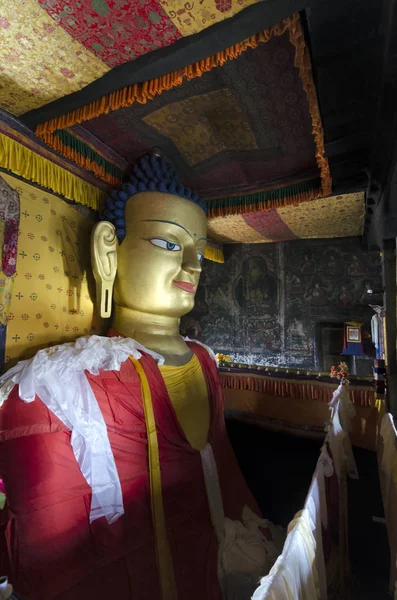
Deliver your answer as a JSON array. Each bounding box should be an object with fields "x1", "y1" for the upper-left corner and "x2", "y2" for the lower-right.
[{"x1": 182, "y1": 243, "x2": 282, "y2": 357}]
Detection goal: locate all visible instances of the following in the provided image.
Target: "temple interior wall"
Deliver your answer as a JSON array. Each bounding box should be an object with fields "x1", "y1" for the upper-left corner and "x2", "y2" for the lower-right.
[{"x1": 182, "y1": 237, "x2": 382, "y2": 376}]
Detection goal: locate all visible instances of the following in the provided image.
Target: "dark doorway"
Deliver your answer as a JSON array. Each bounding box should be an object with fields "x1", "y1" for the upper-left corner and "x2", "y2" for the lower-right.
[{"x1": 315, "y1": 322, "x2": 353, "y2": 372}]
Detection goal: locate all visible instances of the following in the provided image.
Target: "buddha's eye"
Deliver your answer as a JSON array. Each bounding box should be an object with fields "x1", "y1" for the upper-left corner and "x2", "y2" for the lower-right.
[
  {"x1": 197, "y1": 253, "x2": 204, "y2": 263},
  {"x1": 148, "y1": 238, "x2": 181, "y2": 252}
]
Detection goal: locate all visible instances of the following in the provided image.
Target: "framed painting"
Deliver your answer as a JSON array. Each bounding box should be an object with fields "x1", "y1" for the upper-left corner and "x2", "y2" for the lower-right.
[{"x1": 347, "y1": 326, "x2": 361, "y2": 343}]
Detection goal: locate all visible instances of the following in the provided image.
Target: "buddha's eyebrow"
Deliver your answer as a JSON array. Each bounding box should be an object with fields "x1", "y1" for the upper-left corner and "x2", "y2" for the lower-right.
[{"x1": 142, "y1": 219, "x2": 200, "y2": 240}]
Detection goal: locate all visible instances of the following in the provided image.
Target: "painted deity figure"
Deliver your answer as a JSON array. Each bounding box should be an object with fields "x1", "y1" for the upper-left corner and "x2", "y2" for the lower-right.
[
  {"x1": 234, "y1": 256, "x2": 277, "y2": 315},
  {"x1": 0, "y1": 155, "x2": 277, "y2": 600},
  {"x1": 301, "y1": 252, "x2": 316, "y2": 275}
]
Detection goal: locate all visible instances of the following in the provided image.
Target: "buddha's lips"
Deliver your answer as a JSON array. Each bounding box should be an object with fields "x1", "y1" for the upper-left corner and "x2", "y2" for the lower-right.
[{"x1": 173, "y1": 280, "x2": 196, "y2": 293}]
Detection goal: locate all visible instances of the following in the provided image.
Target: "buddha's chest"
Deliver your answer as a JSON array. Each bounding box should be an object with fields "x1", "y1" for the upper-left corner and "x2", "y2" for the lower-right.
[
  {"x1": 160, "y1": 361, "x2": 210, "y2": 451},
  {"x1": 90, "y1": 354, "x2": 212, "y2": 454}
]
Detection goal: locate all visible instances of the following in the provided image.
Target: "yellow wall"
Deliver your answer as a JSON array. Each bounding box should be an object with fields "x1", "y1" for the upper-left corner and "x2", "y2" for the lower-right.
[{"x1": 2, "y1": 172, "x2": 105, "y2": 366}]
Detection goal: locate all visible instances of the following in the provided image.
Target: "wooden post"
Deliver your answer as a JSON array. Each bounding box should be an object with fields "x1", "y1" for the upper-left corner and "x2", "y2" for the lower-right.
[{"x1": 382, "y1": 239, "x2": 397, "y2": 415}]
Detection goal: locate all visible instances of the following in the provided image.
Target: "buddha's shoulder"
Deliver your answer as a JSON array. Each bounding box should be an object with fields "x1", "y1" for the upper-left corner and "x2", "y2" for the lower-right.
[
  {"x1": 0, "y1": 336, "x2": 217, "y2": 410},
  {"x1": 0, "y1": 335, "x2": 163, "y2": 406},
  {"x1": 184, "y1": 338, "x2": 218, "y2": 364}
]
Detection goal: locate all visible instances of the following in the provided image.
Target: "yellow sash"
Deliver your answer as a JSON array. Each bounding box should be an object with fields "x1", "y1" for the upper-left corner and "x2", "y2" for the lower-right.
[{"x1": 130, "y1": 357, "x2": 177, "y2": 600}]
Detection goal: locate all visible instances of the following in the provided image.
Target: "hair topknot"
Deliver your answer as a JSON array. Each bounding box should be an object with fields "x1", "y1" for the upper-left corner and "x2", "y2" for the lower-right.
[{"x1": 100, "y1": 153, "x2": 207, "y2": 243}]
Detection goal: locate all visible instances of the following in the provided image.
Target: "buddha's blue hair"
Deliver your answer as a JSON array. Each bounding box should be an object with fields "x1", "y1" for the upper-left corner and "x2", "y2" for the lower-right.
[{"x1": 100, "y1": 153, "x2": 207, "y2": 243}]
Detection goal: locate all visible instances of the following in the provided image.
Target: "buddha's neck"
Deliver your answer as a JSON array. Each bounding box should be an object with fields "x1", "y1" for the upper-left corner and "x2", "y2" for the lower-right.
[{"x1": 112, "y1": 305, "x2": 192, "y2": 366}]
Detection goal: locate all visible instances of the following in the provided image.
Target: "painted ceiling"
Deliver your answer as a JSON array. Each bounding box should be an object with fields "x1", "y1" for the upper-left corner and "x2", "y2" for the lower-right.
[{"x1": 0, "y1": 0, "x2": 367, "y2": 245}]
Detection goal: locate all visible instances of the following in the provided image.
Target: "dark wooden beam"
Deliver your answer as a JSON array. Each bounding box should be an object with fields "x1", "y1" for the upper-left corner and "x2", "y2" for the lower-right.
[
  {"x1": 355, "y1": 0, "x2": 397, "y2": 247},
  {"x1": 368, "y1": 0, "x2": 397, "y2": 189},
  {"x1": 306, "y1": 0, "x2": 385, "y2": 200},
  {"x1": 325, "y1": 133, "x2": 370, "y2": 158}
]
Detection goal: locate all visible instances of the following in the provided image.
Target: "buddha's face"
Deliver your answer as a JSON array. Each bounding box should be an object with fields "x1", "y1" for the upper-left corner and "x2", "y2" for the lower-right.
[{"x1": 114, "y1": 192, "x2": 207, "y2": 317}]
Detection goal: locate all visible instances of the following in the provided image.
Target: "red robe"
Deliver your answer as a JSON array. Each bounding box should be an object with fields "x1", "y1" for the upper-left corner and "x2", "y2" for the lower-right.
[{"x1": 0, "y1": 342, "x2": 264, "y2": 599}]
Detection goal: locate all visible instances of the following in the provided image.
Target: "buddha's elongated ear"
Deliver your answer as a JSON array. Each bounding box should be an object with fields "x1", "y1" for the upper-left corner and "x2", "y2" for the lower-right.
[{"x1": 91, "y1": 221, "x2": 118, "y2": 318}]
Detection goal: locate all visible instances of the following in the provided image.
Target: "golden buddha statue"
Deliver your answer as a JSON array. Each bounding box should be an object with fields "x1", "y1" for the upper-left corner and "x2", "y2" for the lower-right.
[
  {"x1": 0, "y1": 154, "x2": 277, "y2": 600},
  {"x1": 92, "y1": 183, "x2": 209, "y2": 450}
]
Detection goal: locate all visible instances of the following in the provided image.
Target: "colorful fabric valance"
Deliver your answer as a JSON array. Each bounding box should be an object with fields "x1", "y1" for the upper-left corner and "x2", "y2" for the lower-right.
[
  {"x1": 204, "y1": 240, "x2": 224, "y2": 264},
  {"x1": 207, "y1": 192, "x2": 364, "y2": 243},
  {"x1": 1, "y1": 0, "x2": 271, "y2": 116},
  {"x1": 219, "y1": 369, "x2": 376, "y2": 408},
  {"x1": 33, "y1": 13, "x2": 331, "y2": 211},
  {"x1": 0, "y1": 112, "x2": 108, "y2": 210}
]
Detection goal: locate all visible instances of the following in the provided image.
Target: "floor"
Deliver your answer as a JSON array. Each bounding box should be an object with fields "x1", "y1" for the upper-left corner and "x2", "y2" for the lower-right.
[
  {"x1": 226, "y1": 419, "x2": 321, "y2": 527},
  {"x1": 226, "y1": 419, "x2": 391, "y2": 598}
]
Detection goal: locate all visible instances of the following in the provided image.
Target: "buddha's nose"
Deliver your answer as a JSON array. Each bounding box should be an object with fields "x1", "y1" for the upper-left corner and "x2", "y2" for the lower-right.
[
  {"x1": 183, "y1": 262, "x2": 201, "y2": 275},
  {"x1": 182, "y1": 248, "x2": 202, "y2": 275}
]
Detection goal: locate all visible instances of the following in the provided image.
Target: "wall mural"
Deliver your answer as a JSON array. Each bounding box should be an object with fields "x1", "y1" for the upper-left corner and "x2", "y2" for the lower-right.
[{"x1": 181, "y1": 237, "x2": 382, "y2": 372}]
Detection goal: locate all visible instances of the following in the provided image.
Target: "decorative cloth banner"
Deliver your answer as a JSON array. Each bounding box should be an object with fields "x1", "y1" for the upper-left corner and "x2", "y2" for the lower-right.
[
  {"x1": 38, "y1": 0, "x2": 263, "y2": 60},
  {"x1": 206, "y1": 181, "x2": 321, "y2": 218},
  {"x1": 371, "y1": 305, "x2": 385, "y2": 360},
  {"x1": 0, "y1": 0, "x2": 266, "y2": 115},
  {"x1": 343, "y1": 321, "x2": 365, "y2": 356},
  {"x1": 34, "y1": 14, "x2": 304, "y2": 136},
  {"x1": 1, "y1": 172, "x2": 105, "y2": 367},
  {"x1": 208, "y1": 192, "x2": 365, "y2": 243},
  {"x1": 52, "y1": 129, "x2": 126, "y2": 187},
  {"x1": 0, "y1": 0, "x2": 108, "y2": 116},
  {"x1": 204, "y1": 240, "x2": 224, "y2": 264},
  {"x1": 35, "y1": 13, "x2": 331, "y2": 208},
  {"x1": 0, "y1": 112, "x2": 108, "y2": 210},
  {"x1": 0, "y1": 178, "x2": 19, "y2": 278},
  {"x1": 219, "y1": 369, "x2": 376, "y2": 408},
  {"x1": 0, "y1": 175, "x2": 21, "y2": 370}
]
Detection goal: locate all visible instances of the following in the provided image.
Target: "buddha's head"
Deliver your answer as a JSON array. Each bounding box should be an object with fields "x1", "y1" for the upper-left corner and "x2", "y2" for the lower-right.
[{"x1": 91, "y1": 154, "x2": 207, "y2": 319}]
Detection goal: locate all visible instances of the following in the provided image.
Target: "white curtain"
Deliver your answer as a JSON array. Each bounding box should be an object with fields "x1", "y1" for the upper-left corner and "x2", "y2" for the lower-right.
[
  {"x1": 378, "y1": 411, "x2": 397, "y2": 596},
  {"x1": 252, "y1": 385, "x2": 357, "y2": 600}
]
